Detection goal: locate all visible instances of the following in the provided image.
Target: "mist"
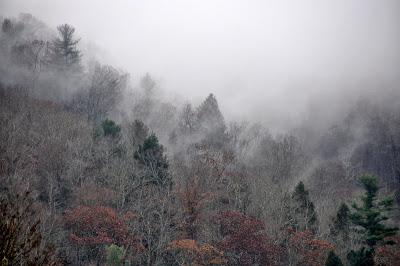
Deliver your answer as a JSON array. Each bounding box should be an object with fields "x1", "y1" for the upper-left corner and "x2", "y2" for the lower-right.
[
  {"x1": 2, "y1": 1, "x2": 400, "y2": 264},
  {"x1": 2, "y1": 0, "x2": 400, "y2": 130}
]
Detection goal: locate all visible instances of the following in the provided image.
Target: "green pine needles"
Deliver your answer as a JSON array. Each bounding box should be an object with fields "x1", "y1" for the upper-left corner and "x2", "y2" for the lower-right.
[{"x1": 347, "y1": 175, "x2": 398, "y2": 266}]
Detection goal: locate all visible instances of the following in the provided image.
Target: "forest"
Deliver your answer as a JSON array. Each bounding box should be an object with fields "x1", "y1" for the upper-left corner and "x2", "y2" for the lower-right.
[{"x1": 0, "y1": 13, "x2": 400, "y2": 266}]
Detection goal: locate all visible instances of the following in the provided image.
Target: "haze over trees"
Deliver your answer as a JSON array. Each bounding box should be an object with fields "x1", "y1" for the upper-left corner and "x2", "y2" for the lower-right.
[{"x1": 0, "y1": 14, "x2": 399, "y2": 266}]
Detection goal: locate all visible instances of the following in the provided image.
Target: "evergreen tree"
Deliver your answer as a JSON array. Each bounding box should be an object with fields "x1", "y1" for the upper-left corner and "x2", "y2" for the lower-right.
[
  {"x1": 325, "y1": 251, "x2": 344, "y2": 266},
  {"x1": 347, "y1": 175, "x2": 399, "y2": 266},
  {"x1": 285, "y1": 181, "x2": 318, "y2": 233},
  {"x1": 196, "y1": 93, "x2": 225, "y2": 131},
  {"x1": 127, "y1": 119, "x2": 149, "y2": 151},
  {"x1": 347, "y1": 247, "x2": 374, "y2": 266},
  {"x1": 330, "y1": 203, "x2": 351, "y2": 241},
  {"x1": 134, "y1": 133, "x2": 169, "y2": 185},
  {"x1": 196, "y1": 93, "x2": 227, "y2": 148},
  {"x1": 106, "y1": 244, "x2": 125, "y2": 266},
  {"x1": 101, "y1": 119, "x2": 121, "y2": 138},
  {"x1": 52, "y1": 24, "x2": 80, "y2": 69}
]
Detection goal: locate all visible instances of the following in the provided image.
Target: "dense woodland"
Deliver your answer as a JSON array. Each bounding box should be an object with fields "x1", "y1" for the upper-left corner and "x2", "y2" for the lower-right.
[{"x1": 1, "y1": 14, "x2": 400, "y2": 266}]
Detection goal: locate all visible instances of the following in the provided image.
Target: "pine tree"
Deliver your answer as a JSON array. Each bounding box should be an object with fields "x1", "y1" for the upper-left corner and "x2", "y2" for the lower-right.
[
  {"x1": 196, "y1": 93, "x2": 225, "y2": 131},
  {"x1": 134, "y1": 133, "x2": 169, "y2": 185},
  {"x1": 52, "y1": 24, "x2": 80, "y2": 69},
  {"x1": 106, "y1": 244, "x2": 125, "y2": 266},
  {"x1": 196, "y1": 93, "x2": 227, "y2": 148},
  {"x1": 347, "y1": 247, "x2": 374, "y2": 266},
  {"x1": 347, "y1": 175, "x2": 399, "y2": 266},
  {"x1": 101, "y1": 119, "x2": 121, "y2": 138},
  {"x1": 325, "y1": 251, "x2": 344, "y2": 266},
  {"x1": 330, "y1": 203, "x2": 350, "y2": 241},
  {"x1": 285, "y1": 181, "x2": 318, "y2": 233}
]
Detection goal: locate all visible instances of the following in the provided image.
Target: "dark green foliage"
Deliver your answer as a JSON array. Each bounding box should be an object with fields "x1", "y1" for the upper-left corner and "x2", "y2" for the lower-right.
[
  {"x1": 106, "y1": 244, "x2": 125, "y2": 266},
  {"x1": 102, "y1": 119, "x2": 121, "y2": 138},
  {"x1": 325, "y1": 251, "x2": 343, "y2": 266},
  {"x1": 330, "y1": 203, "x2": 350, "y2": 240},
  {"x1": 347, "y1": 175, "x2": 399, "y2": 266},
  {"x1": 0, "y1": 191, "x2": 56, "y2": 265},
  {"x1": 350, "y1": 175, "x2": 398, "y2": 248},
  {"x1": 347, "y1": 247, "x2": 374, "y2": 266},
  {"x1": 134, "y1": 133, "x2": 169, "y2": 185},
  {"x1": 286, "y1": 181, "x2": 318, "y2": 233},
  {"x1": 52, "y1": 24, "x2": 80, "y2": 69}
]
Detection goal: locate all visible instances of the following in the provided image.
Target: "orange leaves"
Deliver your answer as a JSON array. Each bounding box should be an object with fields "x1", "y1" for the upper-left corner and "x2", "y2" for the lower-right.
[
  {"x1": 287, "y1": 228, "x2": 334, "y2": 266},
  {"x1": 214, "y1": 211, "x2": 282, "y2": 266},
  {"x1": 175, "y1": 176, "x2": 213, "y2": 239},
  {"x1": 168, "y1": 239, "x2": 226, "y2": 265},
  {"x1": 169, "y1": 239, "x2": 198, "y2": 252},
  {"x1": 64, "y1": 205, "x2": 130, "y2": 247}
]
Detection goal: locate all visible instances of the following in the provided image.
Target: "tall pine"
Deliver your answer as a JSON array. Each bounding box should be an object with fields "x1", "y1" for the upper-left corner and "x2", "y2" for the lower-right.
[
  {"x1": 325, "y1": 251, "x2": 344, "y2": 266},
  {"x1": 347, "y1": 175, "x2": 398, "y2": 266},
  {"x1": 285, "y1": 181, "x2": 318, "y2": 233},
  {"x1": 330, "y1": 203, "x2": 351, "y2": 241},
  {"x1": 52, "y1": 24, "x2": 81, "y2": 70},
  {"x1": 134, "y1": 133, "x2": 169, "y2": 185}
]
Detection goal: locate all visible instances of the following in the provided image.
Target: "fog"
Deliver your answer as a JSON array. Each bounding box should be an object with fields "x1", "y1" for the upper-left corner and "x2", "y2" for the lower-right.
[{"x1": 2, "y1": 0, "x2": 400, "y2": 130}]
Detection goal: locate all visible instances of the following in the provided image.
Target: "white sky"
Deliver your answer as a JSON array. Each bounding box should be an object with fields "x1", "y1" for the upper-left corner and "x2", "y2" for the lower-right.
[{"x1": 1, "y1": 0, "x2": 400, "y2": 129}]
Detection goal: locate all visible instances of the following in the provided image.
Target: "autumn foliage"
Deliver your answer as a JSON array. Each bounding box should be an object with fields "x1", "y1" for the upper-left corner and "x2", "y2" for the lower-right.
[
  {"x1": 176, "y1": 176, "x2": 213, "y2": 239},
  {"x1": 168, "y1": 239, "x2": 226, "y2": 265},
  {"x1": 214, "y1": 211, "x2": 282, "y2": 266},
  {"x1": 286, "y1": 228, "x2": 334, "y2": 266},
  {"x1": 64, "y1": 205, "x2": 131, "y2": 246},
  {"x1": 375, "y1": 236, "x2": 400, "y2": 266}
]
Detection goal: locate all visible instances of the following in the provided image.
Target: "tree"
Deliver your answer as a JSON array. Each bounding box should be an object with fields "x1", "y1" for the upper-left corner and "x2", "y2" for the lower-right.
[
  {"x1": 325, "y1": 251, "x2": 344, "y2": 266},
  {"x1": 0, "y1": 191, "x2": 56, "y2": 265},
  {"x1": 214, "y1": 211, "x2": 282, "y2": 266},
  {"x1": 286, "y1": 229, "x2": 334, "y2": 266},
  {"x1": 76, "y1": 63, "x2": 126, "y2": 122},
  {"x1": 375, "y1": 236, "x2": 400, "y2": 266},
  {"x1": 167, "y1": 239, "x2": 226, "y2": 266},
  {"x1": 285, "y1": 181, "x2": 318, "y2": 233},
  {"x1": 330, "y1": 203, "x2": 351, "y2": 240},
  {"x1": 64, "y1": 205, "x2": 131, "y2": 246},
  {"x1": 347, "y1": 175, "x2": 399, "y2": 266},
  {"x1": 52, "y1": 24, "x2": 80, "y2": 69},
  {"x1": 64, "y1": 205, "x2": 134, "y2": 264},
  {"x1": 126, "y1": 119, "x2": 149, "y2": 151},
  {"x1": 257, "y1": 134, "x2": 305, "y2": 183},
  {"x1": 106, "y1": 244, "x2": 125, "y2": 266},
  {"x1": 347, "y1": 247, "x2": 374, "y2": 266},
  {"x1": 196, "y1": 94, "x2": 227, "y2": 148},
  {"x1": 178, "y1": 103, "x2": 198, "y2": 135},
  {"x1": 101, "y1": 119, "x2": 121, "y2": 138},
  {"x1": 175, "y1": 176, "x2": 213, "y2": 239},
  {"x1": 134, "y1": 133, "x2": 169, "y2": 185}
]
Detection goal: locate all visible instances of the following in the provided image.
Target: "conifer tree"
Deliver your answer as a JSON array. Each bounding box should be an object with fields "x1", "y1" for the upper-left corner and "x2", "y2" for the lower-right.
[
  {"x1": 330, "y1": 203, "x2": 351, "y2": 241},
  {"x1": 101, "y1": 119, "x2": 121, "y2": 138},
  {"x1": 325, "y1": 251, "x2": 344, "y2": 266},
  {"x1": 347, "y1": 175, "x2": 399, "y2": 266},
  {"x1": 196, "y1": 93, "x2": 227, "y2": 148},
  {"x1": 285, "y1": 181, "x2": 318, "y2": 233},
  {"x1": 52, "y1": 24, "x2": 80, "y2": 69},
  {"x1": 134, "y1": 133, "x2": 169, "y2": 185},
  {"x1": 106, "y1": 244, "x2": 125, "y2": 266}
]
